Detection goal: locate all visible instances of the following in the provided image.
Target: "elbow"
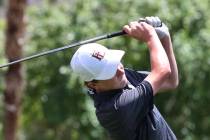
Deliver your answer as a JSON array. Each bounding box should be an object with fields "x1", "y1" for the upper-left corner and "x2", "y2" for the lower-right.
[
  {"x1": 162, "y1": 69, "x2": 179, "y2": 90},
  {"x1": 168, "y1": 68, "x2": 179, "y2": 90},
  {"x1": 157, "y1": 65, "x2": 172, "y2": 84},
  {"x1": 171, "y1": 77, "x2": 179, "y2": 89},
  {"x1": 161, "y1": 65, "x2": 171, "y2": 80},
  {"x1": 166, "y1": 71, "x2": 179, "y2": 90},
  {"x1": 152, "y1": 62, "x2": 171, "y2": 78}
]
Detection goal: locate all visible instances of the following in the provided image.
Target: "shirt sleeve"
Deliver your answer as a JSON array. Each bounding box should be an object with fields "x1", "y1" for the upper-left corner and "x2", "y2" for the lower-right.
[{"x1": 115, "y1": 80, "x2": 154, "y2": 127}]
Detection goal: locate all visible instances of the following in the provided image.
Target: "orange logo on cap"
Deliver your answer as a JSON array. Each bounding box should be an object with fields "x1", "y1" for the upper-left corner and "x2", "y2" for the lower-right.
[{"x1": 92, "y1": 51, "x2": 105, "y2": 61}]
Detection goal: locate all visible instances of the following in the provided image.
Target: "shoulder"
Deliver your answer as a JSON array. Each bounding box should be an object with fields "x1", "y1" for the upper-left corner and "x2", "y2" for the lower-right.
[
  {"x1": 125, "y1": 68, "x2": 149, "y2": 77},
  {"x1": 125, "y1": 68, "x2": 150, "y2": 85}
]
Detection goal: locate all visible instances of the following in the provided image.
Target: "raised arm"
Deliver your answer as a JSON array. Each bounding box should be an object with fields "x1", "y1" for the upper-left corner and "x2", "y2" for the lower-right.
[
  {"x1": 123, "y1": 21, "x2": 171, "y2": 95},
  {"x1": 145, "y1": 17, "x2": 179, "y2": 91},
  {"x1": 159, "y1": 35, "x2": 179, "y2": 90}
]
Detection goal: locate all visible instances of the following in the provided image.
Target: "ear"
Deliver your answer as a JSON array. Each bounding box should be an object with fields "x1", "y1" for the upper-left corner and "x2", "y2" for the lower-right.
[{"x1": 84, "y1": 81, "x2": 97, "y2": 89}]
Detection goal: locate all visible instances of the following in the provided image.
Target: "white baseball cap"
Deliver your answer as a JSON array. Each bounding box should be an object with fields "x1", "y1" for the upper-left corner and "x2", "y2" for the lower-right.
[{"x1": 70, "y1": 43, "x2": 125, "y2": 81}]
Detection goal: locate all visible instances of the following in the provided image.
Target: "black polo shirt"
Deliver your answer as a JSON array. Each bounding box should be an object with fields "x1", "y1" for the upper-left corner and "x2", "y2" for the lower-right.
[{"x1": 88, "y1": 68, "x2": 177, "y2": 140}]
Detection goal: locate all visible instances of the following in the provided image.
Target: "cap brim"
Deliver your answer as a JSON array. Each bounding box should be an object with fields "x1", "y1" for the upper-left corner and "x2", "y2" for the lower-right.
[{"x1": 95, "y1": 50, "x2": 125, "y2": 80}]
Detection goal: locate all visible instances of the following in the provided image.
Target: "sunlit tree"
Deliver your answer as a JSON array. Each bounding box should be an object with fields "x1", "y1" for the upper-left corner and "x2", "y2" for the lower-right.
[{"x1": 3, "y1": 0, "x2": 27, "y2": 140}]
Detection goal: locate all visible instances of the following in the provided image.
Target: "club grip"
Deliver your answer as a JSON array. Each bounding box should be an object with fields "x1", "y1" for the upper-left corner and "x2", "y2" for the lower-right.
[
  {"x1": 138, "y1": 18, "x2": 162, "y2": 27},
  {"x1": 107, "y1": 30, "x2": 127, "y2": 38},
  {"x1": 107, "y1": 18, "x2": 162, "y2": 39}
]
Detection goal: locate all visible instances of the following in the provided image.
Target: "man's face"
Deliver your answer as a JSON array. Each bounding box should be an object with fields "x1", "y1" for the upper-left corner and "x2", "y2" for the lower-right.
[{"x1": 86, "y1": 63, "x2": 128, "y2": 93}]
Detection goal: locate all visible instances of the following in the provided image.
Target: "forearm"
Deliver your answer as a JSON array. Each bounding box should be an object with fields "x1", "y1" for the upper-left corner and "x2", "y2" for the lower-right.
[
  {"x1": 145, "y1": 34, "x2": 171, "y2": 94},
  {"x1": 123, "y1": 21, "x2": 171, "y2": 94},
  {"x1": 147, "y1": 35, "x2": 169, "y2": 71},
  {"x1": 159, "y1": 35, "x2": 179, "y2": 90}
]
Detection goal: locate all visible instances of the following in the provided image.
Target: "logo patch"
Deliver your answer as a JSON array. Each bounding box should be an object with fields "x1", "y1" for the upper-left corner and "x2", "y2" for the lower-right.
[{"x1": 92, "y1": 51, "x2": 105, "y2": 61}]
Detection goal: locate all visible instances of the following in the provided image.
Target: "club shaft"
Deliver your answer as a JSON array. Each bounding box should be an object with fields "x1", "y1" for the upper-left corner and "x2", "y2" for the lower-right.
[
  {"x1": 0, "y1": 18, "x2": 163, "y2": 68},
  {"x1": 0, "y1": 30, "x2": 126, "y2": 68}
]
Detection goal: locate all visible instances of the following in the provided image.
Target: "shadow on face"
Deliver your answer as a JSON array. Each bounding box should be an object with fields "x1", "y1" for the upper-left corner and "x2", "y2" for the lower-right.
[{"x1": 84, "y1": 64, "x2": 128, "y2": 93}]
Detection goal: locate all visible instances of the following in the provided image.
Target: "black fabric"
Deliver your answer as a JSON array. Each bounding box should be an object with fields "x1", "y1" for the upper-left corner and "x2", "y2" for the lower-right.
[{"x1": 90, "y1": 68, "x2": 177, "y2": 140}]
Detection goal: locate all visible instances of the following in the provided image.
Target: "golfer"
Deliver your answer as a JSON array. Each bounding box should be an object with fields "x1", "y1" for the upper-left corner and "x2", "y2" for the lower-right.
[{"x1": 70, "y1": 17, "x2": 178, "y2": 140}]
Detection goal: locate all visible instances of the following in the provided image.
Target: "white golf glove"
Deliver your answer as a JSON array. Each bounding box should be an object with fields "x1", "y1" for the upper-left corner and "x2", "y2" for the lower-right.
[{"x1": 145, "y1": 16, "x2": 169, "y2": 39}]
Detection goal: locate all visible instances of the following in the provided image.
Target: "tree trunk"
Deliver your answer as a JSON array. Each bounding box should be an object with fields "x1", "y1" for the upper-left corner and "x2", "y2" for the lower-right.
[{"x1": 3, "y1": 0, "x2": 27, "y2": 140}]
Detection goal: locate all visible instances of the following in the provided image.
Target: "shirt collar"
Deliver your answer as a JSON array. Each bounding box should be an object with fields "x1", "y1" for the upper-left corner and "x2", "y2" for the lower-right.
[{"x1": 88, "y1": 82, "x2": 135, "y2": 104}]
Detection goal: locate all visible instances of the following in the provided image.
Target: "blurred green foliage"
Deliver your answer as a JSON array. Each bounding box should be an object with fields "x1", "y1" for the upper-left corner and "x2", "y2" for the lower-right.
[{"x1": 0, "y1": 0, "x2": 210, "y2": 139}]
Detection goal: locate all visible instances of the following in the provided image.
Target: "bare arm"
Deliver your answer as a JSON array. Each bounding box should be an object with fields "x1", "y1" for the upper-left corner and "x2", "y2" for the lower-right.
[
  {"x1": 123, "y1": 22, "x2": 171, "y2": 95},
  {"x1": 159, "y1": 35, "x2": 179, "y2": 91}
]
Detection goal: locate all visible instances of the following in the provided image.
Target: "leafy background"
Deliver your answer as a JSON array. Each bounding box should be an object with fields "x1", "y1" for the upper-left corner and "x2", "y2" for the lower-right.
[{"x1": 0, "y1": 0, "x2": 210, "y2": 139}]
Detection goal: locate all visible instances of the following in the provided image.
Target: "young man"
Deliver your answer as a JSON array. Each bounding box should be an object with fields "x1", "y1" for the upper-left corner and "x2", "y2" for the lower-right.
[{"x1": 70, "y1": 17, "x2": 178, "y2": 140}]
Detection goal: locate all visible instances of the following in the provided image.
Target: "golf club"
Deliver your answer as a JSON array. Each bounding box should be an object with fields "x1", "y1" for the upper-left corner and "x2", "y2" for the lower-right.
[{"x1": 0, "y1": 19, "x2": 162, "y2": 68}]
